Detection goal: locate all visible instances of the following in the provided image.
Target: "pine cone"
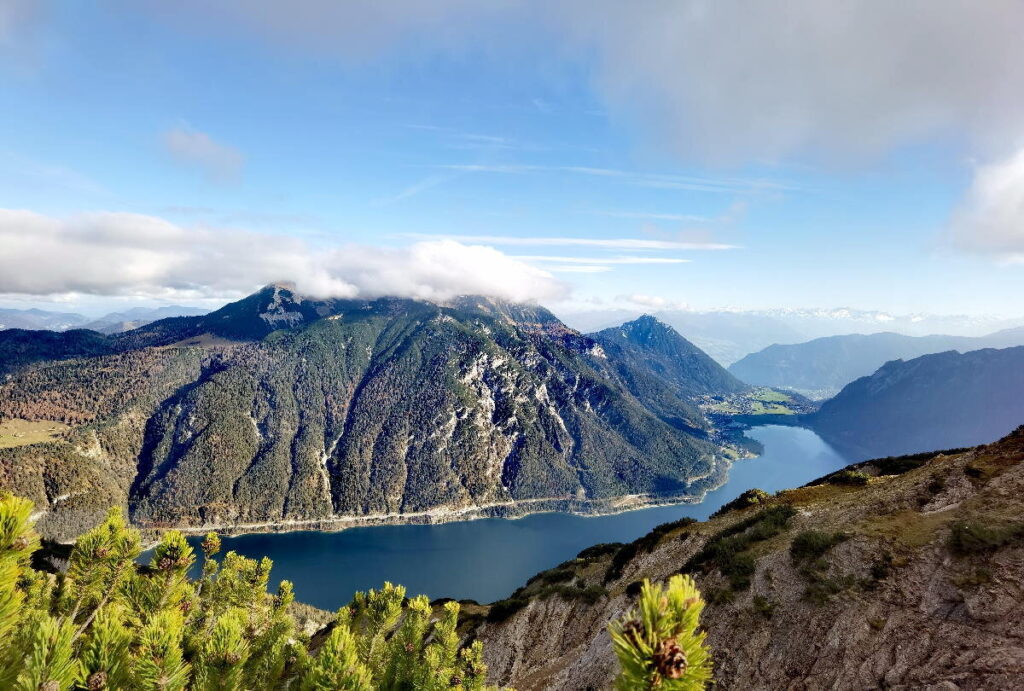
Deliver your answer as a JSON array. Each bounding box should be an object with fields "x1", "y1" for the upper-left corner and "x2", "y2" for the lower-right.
[
  {"x1": 87, "y1": 671, "x2": 109, "y2": 690},
  {"x1": 652, "y1": 638, "x2": 688, "y2": 680},
  {"x1": 40, "y1": 682, "x2": 60, "y2": 691}
]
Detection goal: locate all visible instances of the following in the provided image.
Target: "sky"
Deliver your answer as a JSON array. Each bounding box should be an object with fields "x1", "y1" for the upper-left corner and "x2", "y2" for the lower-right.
[{"x1": 2, "y1": 1, "x2": 1024, "y2": 318}]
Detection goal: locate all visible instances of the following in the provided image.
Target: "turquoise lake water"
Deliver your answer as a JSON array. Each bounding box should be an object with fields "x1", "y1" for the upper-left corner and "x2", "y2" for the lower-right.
[{"x1": 161, "y1": 424, "x2": 848, "y2": 609}]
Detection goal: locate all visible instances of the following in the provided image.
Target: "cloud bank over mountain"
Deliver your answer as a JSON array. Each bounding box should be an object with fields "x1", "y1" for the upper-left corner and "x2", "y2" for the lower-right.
[{"x1": 0, "y1": 209, "x2": 565, "y2": 302}]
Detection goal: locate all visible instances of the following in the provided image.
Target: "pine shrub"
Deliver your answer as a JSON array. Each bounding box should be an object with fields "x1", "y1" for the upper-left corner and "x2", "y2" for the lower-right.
[
  {"x1": 0, "y1": 492, "x2": 500, "y2": 690},
  {"x1": 608, "y1": 575, "x2": 712, "y2": 690}
]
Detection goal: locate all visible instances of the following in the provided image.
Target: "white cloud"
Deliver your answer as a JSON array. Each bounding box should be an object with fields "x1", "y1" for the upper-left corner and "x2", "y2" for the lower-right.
[
  {"x1": 402, "y1": 233, "x2": 735, "y2": 251},
  {"x1": 553, "y1": 1, "x2": 1024, "y2": 163},
  {"x1": 513, "y1": 255, "x2": 690, "y2": 265},
  {"x1": 0, "y1": 209, "x2": 566, "y2": 302},
  {"x1": 142, "y1": 1, "x2": 1024, "y2": 163},
  {"x1": 162, "y1": 126, "x2": 244, "y2": 181},
  {"x1": 620, "y1": 294, "x2": 689, "y2": 311},
  {"x1": 950, "y1": 145, "x2": 1024, "y2": 263},
  {"x1": 546, "y1": 265, "x2": 611, "y2": 274}
]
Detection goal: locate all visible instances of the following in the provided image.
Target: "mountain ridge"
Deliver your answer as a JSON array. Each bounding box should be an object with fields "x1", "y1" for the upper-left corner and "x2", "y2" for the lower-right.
[
  {"x1": 810, "y1": 345, "x2": 1024, "y2": 460},
  {"x1": 729, "y1": 327, "x2": 1024, "y2": 397},
  {"x1": 0, "y1": 285, "x2": 742, "y2": 540}
]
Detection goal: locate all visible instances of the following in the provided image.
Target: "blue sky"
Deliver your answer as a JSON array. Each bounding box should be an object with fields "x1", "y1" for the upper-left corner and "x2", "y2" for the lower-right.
[{"x1": 2, "y1": 1, "x2": 1023, "y2": 317}]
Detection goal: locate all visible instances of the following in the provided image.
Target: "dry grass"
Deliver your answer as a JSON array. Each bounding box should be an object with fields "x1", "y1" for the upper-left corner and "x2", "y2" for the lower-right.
[{"x1": 0, "y1": 418, "x2": 70, "y2": 449}]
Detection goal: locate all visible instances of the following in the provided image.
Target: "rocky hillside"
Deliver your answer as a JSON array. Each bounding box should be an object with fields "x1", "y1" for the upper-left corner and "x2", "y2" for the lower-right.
[
  {"x1": 0, "y1": 285, "x2": 734, "y2": 539},
  {"x1": 470, "y1": 428, "x2": 1024, "y2": 689},
  {"x1": 729, "y1": 328, "x2": 1024, "y2": 398},
  {"x1": 811, "y1": 346, "x2": 1024, "y2": 460}
]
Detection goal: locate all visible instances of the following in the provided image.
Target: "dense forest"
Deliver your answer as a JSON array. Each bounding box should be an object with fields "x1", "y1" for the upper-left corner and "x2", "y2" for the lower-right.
[{"x1": 0, "y1": 285, "x2": 739, "y2": 540}]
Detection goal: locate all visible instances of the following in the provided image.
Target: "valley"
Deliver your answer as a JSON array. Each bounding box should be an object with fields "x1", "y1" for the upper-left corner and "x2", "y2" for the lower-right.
[{"x1": 147, "y1": 424, "x2": 850, "y2": 608}]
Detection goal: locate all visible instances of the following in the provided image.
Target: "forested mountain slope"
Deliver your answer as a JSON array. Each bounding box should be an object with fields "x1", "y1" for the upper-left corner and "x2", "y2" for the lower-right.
[
  {"x1": 0, "y1": 285, "x2": 735, "y2": 539},
  {"x1": 728, "y1": 328, "x2": 1024, "y2": 397},
  {"x1": 811, "y1": 346, "x2": 1024, "y2": 460},
  {"x1": 590, "y1": 316, "x2": 748, "y2": 403},
  {"x1": 472, "y1": 427, "x2": 1024, "y2": 689}
]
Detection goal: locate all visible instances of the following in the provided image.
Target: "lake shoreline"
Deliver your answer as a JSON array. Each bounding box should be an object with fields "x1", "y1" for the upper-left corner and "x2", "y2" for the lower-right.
[
  {"x1": 143, "y1": 453, "x2": 741, "y2": 544},
  {"x1": 141, "y1": 425, "x2": 851, "y2": 607}
]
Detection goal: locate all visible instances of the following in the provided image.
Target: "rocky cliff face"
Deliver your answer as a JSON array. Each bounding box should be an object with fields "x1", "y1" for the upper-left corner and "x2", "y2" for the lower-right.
[
  {"x1": 0, "y1": 286, "x2": 732, "y2": 539},
  {"x1": 472, "y1": 428, "x2": 1024, "y2": 689}
]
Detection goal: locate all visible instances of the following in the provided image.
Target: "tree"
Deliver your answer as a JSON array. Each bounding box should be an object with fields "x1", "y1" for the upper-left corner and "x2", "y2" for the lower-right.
[
  {"x1": 608, "y1": 575, "x2": 713, "y2": 690},
  {"x1": 0, "y1": 492, "x2": 502, "y2": 690}
]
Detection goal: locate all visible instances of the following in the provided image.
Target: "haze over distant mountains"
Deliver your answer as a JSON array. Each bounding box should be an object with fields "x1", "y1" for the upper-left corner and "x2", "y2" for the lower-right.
[
  {"x1": 559, "y1": 307, "x2": 1024, "y2": 366},
  {"x1": 811, "y1": 346, "x2": 1024, "y2": 461},
  {"x1": 730, "y1": 327, "x2": 1024, "y2": 398},
  {"x1": 0, "y1": 305, "x2": 207, "y2": 334}
]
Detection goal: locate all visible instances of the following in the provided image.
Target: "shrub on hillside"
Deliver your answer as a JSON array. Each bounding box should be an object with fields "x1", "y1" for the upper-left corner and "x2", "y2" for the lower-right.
[
  {"x1": 790, "y1": 531, "x2": 848, "y2": 564},
  {"x1": 0, "y1": 492, "x2": 498, "y2": 690},
  {"x1": 949, "y1": 521, "x2": 1024, "y2": 556},
  {"x1": 608, "y1": 575, "x2": 712, "y2": 690}
]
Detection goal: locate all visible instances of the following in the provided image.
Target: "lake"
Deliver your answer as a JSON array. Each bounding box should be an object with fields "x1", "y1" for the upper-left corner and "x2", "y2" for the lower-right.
[{"x1": 160, "y1": 424, "x2": 848, "y2": 609}]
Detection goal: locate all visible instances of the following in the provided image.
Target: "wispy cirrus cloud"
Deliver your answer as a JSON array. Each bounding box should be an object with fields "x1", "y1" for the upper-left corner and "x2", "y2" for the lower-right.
[
  {"x1": 512, "y1": 255, "x2": 690, "y2": 265},
  {"x1": 373, "y1": 172, "x2": 461, "y2": 205},
  {"x1": 584, "y1": 210, "x2": 710, "y2": 223},
  {"x1": 400, "y1": 233, "x2": 737, "y2": 251},
  {"x1": 433, "y1": 164, "x2": 798, "y2": 194}
]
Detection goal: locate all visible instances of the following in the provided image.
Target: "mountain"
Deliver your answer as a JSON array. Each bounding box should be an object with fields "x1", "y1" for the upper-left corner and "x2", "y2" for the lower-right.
[
  {"x1": 470, "y1": 427, "x2": 1024, "y2": 688},
  {"x1": 558, "y1": 307, "x2": 1024, "y2": 367},
  {"x1": 0, "y1": 307, "x2": 88, "y2": 331},
  {"x1": 0, "y1": 305, "x2": 209, "y2": 335},
  {"x1": 0, "y1": 284, "x2": 740, "y2": 539},
  {"x1": 810, "y1": 346, "x2": 1024, "y2": 460},
  {"x1": 560, "y1": 309, "x2": 805, "y2": 366},
  {"x1": 81, "y1": 305, "x2": 208, "y2": 333},
  {"x1": 729, "y1": 327, "x2": 1024, "y2": 397},
  {"x1": 589, "y1": 315, "x2": 748, "y2": 406}
]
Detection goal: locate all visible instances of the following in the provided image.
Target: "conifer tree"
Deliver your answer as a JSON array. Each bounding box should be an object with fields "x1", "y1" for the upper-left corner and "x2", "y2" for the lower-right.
[
  {"x1": 0, "y1": 492, "x2": 505, "y2": 690},
  {"x1": 608, "y1": 575, "x2": 713, "y2": 690}
]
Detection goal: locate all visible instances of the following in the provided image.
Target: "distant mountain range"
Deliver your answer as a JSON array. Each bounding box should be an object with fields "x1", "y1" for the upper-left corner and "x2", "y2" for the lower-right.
[
  {"x1": 0, "y1": 305, "x2": 207, "y2": 334},
  {"x1": 559, "y1": 307, "x2": 1024, "y2": 366},
  {"x1": 0, "y1": 285, "x2": 742, "y2": 539},
  {"x1": 0, "y1": 308, "x2": 91, "y2": 332},
  {"x1": 811, "y1": 346, "x2": 1024, "y2": 460},
  {"x1": 81, "y1": 305, "x2": 209, "y2": 333},
  {"x1": 729, "y1": 328, "x2": 1024, "y2": 398}
]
